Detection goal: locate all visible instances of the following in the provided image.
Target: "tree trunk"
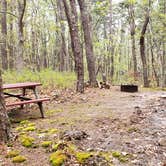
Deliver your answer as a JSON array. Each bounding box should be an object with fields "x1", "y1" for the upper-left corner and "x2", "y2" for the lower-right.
[
  {"x1": 57, "y1": 0, "x2": 68, "y2": 72},
  {"x1": 78, "y1": 0, "x2": 97, "y2": 87},
  {"x1": 162, "y1": 1, "x2": 166, "y2": 88},
  {"x1": 128, "y1": 2, "x2": 137, "y2": 80},
  {"x1": 63, "y1": 0, "x2": 84, "y2": 93},
  {"x1": 109, "y1": 0, "x2": 114, "y2": 81},
  {"x1": 140, "y1": 10, "x2": 149, "y2": 87},
  {"x1": 8, "y1": 0, "x2": 15, "y2": 70},
  {"x1": 0, "y1": 70, "x2": 11, "y2": 142},
  {"x1": 162, "y1": 42, "x2": 166, "y2": 88},
  {"x1": 149, "y1": 26, "x2": 160, "y2": 87},
  {"x1": 1, "y1": 0, "x2": 8, "y2": 70},
  {"x1": 16, "y1": 0, "x2": 26, "y2": 71}
]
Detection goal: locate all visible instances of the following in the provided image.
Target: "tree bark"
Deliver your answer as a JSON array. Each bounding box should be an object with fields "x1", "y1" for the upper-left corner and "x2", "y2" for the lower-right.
[
  {"x1": 0, "y1": 70, "x2": 11, "y2": 142},
  {"x1": 57, "y1": 0, "x2": 69, "y2": 72},
  {"x1": 63, "y1": 0, "x2": 84, "y2": 93},
  {"x1": 1, "y1": 0, "x2": 8, "y2": 70},
  {"x1": 109, "y1": 0, "x2": 114, "y2": 82},
  {"x1": 16, "y1": 0, "x2": 26, "y2": 71},
  {"x1": 140, "y1": 10, "x2": 149, "y2": 87},
  {"x1": 78, "y1": 0, "x2": 97, "y2": 87},
  {"x1": 149, "y1": 25, "x2": 160, "y2": 87},
  {"x1": 162, "y1": 42, "x2": 166, "y2": 88},
  {"x1": 8, "y1": 0, "x2": 15, "y2": 70},
  {"x1": 128, "y1": 2, "x2": 137, "y2": 80}
]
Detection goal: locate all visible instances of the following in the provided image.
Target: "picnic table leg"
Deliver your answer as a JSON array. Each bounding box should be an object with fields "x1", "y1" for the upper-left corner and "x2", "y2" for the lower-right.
[
  {"x1": 33, "y1": 88, "x2": 39, "y2": 99},
  {"x1": 38, "y1": 102, "x2": 44, "y2": 118},
  {"x1": 21, "y1": 88, "x2": 26, "y2": 109}
]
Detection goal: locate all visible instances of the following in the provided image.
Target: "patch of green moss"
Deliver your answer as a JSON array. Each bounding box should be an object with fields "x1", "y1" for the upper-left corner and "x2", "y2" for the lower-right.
[
  {"x1": 48, "y1": 128, "x2": 58, "y2": 134},
  {"x1": 20, "y1": 135, "x2": 35, "y2": 147},
  {"x1": 6, "y1": 150, "x2": 20, "y2": 158},
  {"x1": 16, "y1": 126, "x2": 24, "y2": 132},
  {"x1": 27, "y1": 123, "x2": 35, "y2": 127},
  {"x1": 52, "y1": 142, "x2": 67, "y2": 151},
  {"x1": 99, "y1": 152, "x2": 112, "y2": 162},
  {"x1": 19, "y1": 131, "x2": 27, "y2": 135},
  {"x1": 112, "y1": 151, "x2": 121, "y2": 158},
  {"x1": 37, "y1": 129, "x2": 48, "y2": 133},
  {"x1": 119, "y1": 156, "x2": 128, "y2": 162},
  {"x1": 23, "y1": 126, "x2": 36, "y2": 132},
  {"x1": 41, "y1": 141, "x2": 52, "y2": 148},
  {"x1": 12, "y1": 155, "x2": 26, "y2": 163},
  {"x1": 52, "y1": 142, "x2": 76, "y2": 154},
  {"x1": 49, "y1": 151, "x2": 67, "y2": 166},
  {"x1": 76, "y1": 152, "x2": 92, "y2": 164},
  {"x1": 112, "y1": 151, "x2": 128, "y2": 163},
  {"x1": 20, "y1": 120, "x2": 30, "y2": 125}
]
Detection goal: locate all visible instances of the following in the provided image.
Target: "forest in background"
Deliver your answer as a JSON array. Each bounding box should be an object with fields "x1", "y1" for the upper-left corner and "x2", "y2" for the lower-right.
[{"x1": 0, "y1": 0, "x2": 166, "y2": 91}]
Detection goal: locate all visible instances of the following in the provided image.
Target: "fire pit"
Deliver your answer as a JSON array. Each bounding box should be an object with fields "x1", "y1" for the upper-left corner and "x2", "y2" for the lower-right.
[{"x1": 120, "y1": 84, "x2": 138, "y2": 92}]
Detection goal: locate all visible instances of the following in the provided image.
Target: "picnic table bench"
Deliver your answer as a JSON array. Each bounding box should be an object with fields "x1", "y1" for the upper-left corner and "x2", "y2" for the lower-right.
[{"x1": 2, "y1": 82, "x2": 49, "y2": 118}]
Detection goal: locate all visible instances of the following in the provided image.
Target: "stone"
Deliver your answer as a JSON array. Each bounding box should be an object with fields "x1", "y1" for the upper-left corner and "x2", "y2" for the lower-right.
[
  {"x1": 60, "y1": 130, "x2": 88, "y2": 141},
  {"x1": 158, "y1": 138, "x2": 166, "y2": 146}
]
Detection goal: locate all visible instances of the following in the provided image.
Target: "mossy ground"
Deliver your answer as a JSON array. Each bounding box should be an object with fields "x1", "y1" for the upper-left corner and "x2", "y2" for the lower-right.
[{"x1": 1, "y1": 88, "x2": 165, "y2": 165}]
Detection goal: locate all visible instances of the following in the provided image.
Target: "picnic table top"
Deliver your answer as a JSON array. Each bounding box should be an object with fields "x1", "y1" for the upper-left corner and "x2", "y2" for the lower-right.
[{"x1": 2, "y1": 82, "x2": 42, "y2": 90}]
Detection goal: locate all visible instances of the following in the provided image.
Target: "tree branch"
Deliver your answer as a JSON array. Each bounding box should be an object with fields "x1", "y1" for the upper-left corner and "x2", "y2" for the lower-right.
[{"x1": 0, "y1": 11, "x2": 17, "y2": 18}]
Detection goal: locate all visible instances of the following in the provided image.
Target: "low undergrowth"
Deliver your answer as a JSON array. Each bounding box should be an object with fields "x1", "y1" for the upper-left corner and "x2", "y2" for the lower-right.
[{"x1": 3, "y1": 69, "x2": 76, "y2": 89}]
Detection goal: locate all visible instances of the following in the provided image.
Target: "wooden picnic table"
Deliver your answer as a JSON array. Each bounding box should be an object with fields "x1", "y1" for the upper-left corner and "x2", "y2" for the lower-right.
[{"x1": 2, "y1": 82, "x2": 49, "y2": 118}]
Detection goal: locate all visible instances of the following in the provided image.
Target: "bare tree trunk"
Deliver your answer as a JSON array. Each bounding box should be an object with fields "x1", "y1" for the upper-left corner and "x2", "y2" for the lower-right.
[
  {"x1": 162, "y1": 42, "x2": 166, "y2": 87},
  {"x1": 16, "y1": 0, "x2": 26, "y2": 71},
  {"x1": 1, "y1": 0, "x2": 8, "y2": 70},
  {"x1": 149, "y1": 26, "x2": 160, "y2": 87},
  {"x1": 162, "y1": 1, "x2": 166, "y2": 88},
  {"x1": 57, "y1": 0, "x2": 67, "y2": 71},
  {"x1": 109, "y1": 0, "x2": 114, "y2": 81},
  {"x1": 78, "y1": 0, "x2": 97, "y2": 87},
  {"x1": 8, "y1": 0, "x2": 15, "y2": 70},
  {"x1": 140, "y1": 10, "x2": 149, "y2": 87},
  {"x1": 0, "y1": 70, "x2": 11, "y2": 142},
  {"x1": 42, "y1": 35, "x2": 48, "y2": 68},
  {"x1": 63, "y1": 0, "x2": 84, "y2": 93},
  {"x1": 128, "y1": 2, "x2": 137, "y2": 80}
]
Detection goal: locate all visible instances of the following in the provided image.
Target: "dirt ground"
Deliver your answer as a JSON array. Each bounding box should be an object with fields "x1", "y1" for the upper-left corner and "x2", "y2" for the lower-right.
[{"x1": 0, "y1": 86, "x2": 166, "y2": 166}]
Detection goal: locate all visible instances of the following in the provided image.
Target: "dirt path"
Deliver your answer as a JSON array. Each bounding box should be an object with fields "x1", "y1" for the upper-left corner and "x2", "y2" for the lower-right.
[{"x1": 1, "y1": 87, "x2": 166, "y2": 166}]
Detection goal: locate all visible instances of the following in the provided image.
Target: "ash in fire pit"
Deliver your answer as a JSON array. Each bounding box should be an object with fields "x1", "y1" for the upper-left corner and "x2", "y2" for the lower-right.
[{"x1": 121, "y1": 84, "x2": 138, "y2": 92}]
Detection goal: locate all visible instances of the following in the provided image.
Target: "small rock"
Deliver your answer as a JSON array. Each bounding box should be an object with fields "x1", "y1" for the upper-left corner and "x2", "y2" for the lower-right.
[
  {"x1": 158, "y1": 138, "x2": 166, "y2": 146},
  {"x1": 60, "y1": 130, "x2": 88, "y2": 141}
]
